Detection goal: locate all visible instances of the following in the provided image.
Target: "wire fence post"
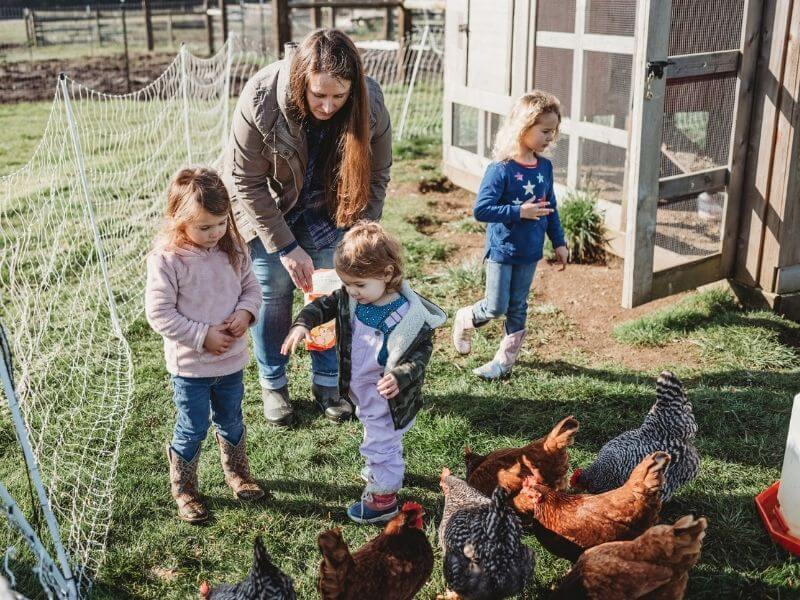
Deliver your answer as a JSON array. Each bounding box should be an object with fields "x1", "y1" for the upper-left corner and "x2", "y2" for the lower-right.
[
  {"x1": 222, "y1": 33, "x2": 234, "y2": 149},
  {"x1": 180, "y1": 44, "x2": 193, "y2": 164},
  {"x1": 397, "y1": 25, "x2": 429, "y2": 140},
  {"x1": 120, "y1": 0, "x2": 131, "y2": 93},
  {"x1": 0, "y1": 325, "x2": 78, "y2": 600},
  {"x1": 60, "y1": 74, "x2": 124, "y2": 340}
]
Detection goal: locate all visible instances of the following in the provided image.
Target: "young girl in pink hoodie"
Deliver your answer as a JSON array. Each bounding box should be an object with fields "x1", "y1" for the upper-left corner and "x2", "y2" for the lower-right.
[{"x1": 145, "y1": 167, "x2": 264, "y2": 523}]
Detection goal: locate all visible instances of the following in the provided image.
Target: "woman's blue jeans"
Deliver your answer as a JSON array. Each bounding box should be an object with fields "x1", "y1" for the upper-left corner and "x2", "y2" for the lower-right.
[
  {"x1": 170, "y1": 371, "x2": 245, "y2": 462},
  {"x1": 249, "y1": 224, "x2": 340, "y2": 391},
  {"x1": 472, "y1": 259, "x2": 538, "y2": 334}
]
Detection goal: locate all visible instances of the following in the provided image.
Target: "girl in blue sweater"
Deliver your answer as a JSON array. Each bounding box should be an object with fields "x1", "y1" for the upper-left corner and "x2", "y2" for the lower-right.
[{"x1": 453, "y1": 91, "x2": 569, "y2": 380}]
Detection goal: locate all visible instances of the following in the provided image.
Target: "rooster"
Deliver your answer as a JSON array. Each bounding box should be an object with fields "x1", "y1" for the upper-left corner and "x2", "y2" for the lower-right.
[
  {"x1": 515, "y1": 452, "x2": 670, "y2": 561},
  {"x1": 438, "y1": 468, "x2": 534, "y2": 600},
  {"x1": 551, "y1": 514, "x2": 708, "y2": 599},
  {"x1": 466, "y1": 416, "x2": 579, "y2": 495},
  {"x1": 199, "y1": 536, "x2": 296, "y2": 599},
  {"x1": 571, "y1": 371, "x2": 699, "y2": 502},
  {"x1": 317, "y1": 501, "x2": 434, "y2": 600}
]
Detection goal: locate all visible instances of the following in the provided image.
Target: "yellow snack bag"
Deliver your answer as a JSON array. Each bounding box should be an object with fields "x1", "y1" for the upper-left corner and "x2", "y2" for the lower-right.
[{"x1": 303, "y1": 269, "x2": 341, "y2": 351}]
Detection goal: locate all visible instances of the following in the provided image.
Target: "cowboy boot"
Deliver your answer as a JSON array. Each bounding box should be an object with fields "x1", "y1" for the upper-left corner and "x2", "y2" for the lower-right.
[
  {"x1": 452, "y1": 306, "x2": 476, "y2": 355},
  {"x1": 167, "y1": 445, "x2": 209, "y2": 523},
  {"x1": 215, "y1": 428, "x2": 265, "y2": 501},
  {"x1": 473, "y1": 329, "x2": 527, "y2": 380}
]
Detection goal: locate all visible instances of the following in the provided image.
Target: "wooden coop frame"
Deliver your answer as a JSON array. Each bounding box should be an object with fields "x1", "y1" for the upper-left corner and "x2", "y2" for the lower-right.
[{"x1": 443, "y1": 0, "x2": 800, "y2": 318}]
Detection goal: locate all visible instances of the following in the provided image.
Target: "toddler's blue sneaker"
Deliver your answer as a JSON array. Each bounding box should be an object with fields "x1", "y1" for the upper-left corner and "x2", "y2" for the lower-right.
[{"x1": 347, "y1": 492, "x2": 398, "y2": 524}]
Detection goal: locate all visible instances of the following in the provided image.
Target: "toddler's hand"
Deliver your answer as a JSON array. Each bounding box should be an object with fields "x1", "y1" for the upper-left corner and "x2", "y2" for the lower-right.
[
  {"x1": 224, "y1": 309, "x2": 253, "y2": 337},
  {"x1": 281, "y1": 326, "x2": 311, "y2": 355},
  {"x1": 204, "y1": 324, "x2": 234, "y2": 355},
  {"x1": 520, "y1": 199, "x2": 553, "y2": 220},
  {"x1": 554, "y1": 245, "x2": 568, "y2": 271},
  {"x1": 377, "y1": 374, "x2": 400, "y2": 399}
]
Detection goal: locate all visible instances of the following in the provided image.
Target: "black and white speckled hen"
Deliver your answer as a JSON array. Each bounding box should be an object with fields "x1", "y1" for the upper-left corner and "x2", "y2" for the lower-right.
[
  {"x1": 200, "y1": 536, "x2": 296, "y2": 600},
  {"x1": 439, "y1": 468, "x2": 534, "y2": 600},
  {"x1": 571, "y1": 371, "x2": 699, "y2": 502}
]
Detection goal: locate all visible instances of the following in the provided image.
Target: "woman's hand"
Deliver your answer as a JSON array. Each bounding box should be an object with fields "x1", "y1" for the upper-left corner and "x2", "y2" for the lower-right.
[
  {"x1": 377, "y1": 373, "x2": 400, "y2": 399},
  {"x1": 520, "y1": 199, "x2": 554, "y2": 221},
  {"x1": 281, "y1": 326, "x2": 311, "y2": 355},
  {"x1": 279, "y1": 245, "x2": 315, "y2": 292},
  {"x1": 554, "y1": 245, "x2": 569, "y2": 271}
]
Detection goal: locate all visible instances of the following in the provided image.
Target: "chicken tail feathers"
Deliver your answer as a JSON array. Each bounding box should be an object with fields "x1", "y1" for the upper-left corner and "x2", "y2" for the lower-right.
[{"x1": 543, "y1": 416, "x2": 580, "y2": 453}]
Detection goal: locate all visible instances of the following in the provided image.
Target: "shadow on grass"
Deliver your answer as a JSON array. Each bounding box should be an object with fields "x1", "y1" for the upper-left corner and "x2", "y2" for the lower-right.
[{"x1": 425, "y1": 360, "x2": 798, "y2": 469}]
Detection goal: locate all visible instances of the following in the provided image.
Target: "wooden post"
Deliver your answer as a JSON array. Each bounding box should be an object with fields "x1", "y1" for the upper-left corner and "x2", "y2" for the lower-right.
[
  {"x1": 331, "y1": 6, "x2": 337, "y2": 28},
  {"x1": 272, "y1": 0, "x2": 291, "y2": 58},
  {"x1": 312, "y1": 3, "x2": 322, "y2": 29},
  {"x1": 204, "y1": 0, "x2": 215, "y2": 55},
  {"x1": 95, "y1": 8, "x2": 101, "y2": 46},
  {"x1": 121, "y1": 0, "x2": 131, "y2": 93},
  {"x1": 167, "y1": 11, "x2": 174, "y2": 47},
  {"x1": 24, "y1": 8, "x2": 35, "y2": 47},
  {"x1": 397, "y1": 6, "x2": 413, "y2": 82},
  {"x1": 143, "y1": 0, "x2": 154, "y2": 51},
  {"x1": 382, "y1": 6, "x2": 393, "y2": 40},
  {"x1": 621, "y1": 0, "x2": 672, "y2": 308},
  {"x1": 259, "y1": 0, "x2": 267, "y2": 54},
  {"x1": 219, "y1": 0, "x2": 229, "y2": 44}
]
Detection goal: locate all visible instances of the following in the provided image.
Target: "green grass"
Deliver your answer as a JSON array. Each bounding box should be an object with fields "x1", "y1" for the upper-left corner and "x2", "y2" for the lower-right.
[{"x1": 2, "y1": 102, "x2": 800, "y2": 600}]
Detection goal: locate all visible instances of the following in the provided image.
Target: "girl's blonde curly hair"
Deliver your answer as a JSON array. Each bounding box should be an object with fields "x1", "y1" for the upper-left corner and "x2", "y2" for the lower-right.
[
  {"x1": 334, "y1": 221, "x2": 404, "y2": 292},
  {"x1": 492, "y1": 90, "x2": 562, "y2": 162}
]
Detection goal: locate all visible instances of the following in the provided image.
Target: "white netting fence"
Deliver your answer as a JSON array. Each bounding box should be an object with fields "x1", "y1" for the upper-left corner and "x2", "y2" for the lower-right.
[{"x1": 0, "y1": 29, "x2": 442, "y2": 598}]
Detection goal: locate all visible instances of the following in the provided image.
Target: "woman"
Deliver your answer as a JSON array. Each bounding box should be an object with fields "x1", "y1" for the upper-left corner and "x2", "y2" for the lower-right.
[{"x1": 223, "y1": 29, "x2": 392, "y2": 427}]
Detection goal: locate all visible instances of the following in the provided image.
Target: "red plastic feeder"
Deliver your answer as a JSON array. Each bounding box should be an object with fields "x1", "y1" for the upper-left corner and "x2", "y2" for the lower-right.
[{"x1": 755, "y1": 481, "x2": 800, "y2": 557}]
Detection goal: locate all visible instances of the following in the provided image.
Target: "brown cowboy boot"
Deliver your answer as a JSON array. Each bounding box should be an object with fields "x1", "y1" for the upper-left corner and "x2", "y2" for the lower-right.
[
  {"x1": 215, "y1": 428, "x2": 265, "y2": 501},
  {"x1": 167, "y1": 445, "x2": 209, "y2": 523}
]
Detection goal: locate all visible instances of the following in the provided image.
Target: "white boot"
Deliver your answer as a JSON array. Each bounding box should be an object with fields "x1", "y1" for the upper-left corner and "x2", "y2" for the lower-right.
[
  {"x1": 452, "y1": 307, "x2": 476, "y2": 355},
  {"x1": 473, "y1": 329, "x2": 527, "y2": 380}
]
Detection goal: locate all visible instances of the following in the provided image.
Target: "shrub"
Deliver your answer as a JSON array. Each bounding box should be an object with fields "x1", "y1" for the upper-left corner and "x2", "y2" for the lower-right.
[{"x1": 558, "y1": 190, "x2": 608, "y2": 264}]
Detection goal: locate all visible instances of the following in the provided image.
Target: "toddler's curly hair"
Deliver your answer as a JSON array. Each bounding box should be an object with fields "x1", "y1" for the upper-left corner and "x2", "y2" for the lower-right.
[{"x1": 334, "y1": 221, "x2": 404, "y2": 292}]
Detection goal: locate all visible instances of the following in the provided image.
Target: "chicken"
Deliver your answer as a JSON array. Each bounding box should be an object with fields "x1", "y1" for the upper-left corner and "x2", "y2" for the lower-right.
[
  {"x1": 317, "y1": 501, "x2": 434, "y2": 600},
  {"x1": 515, "y1": 452, "x2": 670, "y2": 561},
  {"x1": 571, "y1": 371, "x2": 699, "y2": 502},
  {"x1": 199, "y1": 536, "x2": 296, "y2": 600},
  {"x1": 466, "y1": 416, "x2": 579, "y2": 495},
  {"x1": 438, "y1": 468, "x2": 534, "y2": 600},
  {"x1": 551, "y1": 514, "x2": 707, "y2": 600}
]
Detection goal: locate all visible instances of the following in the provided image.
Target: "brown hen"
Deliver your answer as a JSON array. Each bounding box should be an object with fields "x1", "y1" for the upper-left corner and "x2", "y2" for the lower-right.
[
  {"x1": 317, "y1": 502, "x2": 434, "y2": 600},
  {"x1": 551, "y1": 514, "x2": 707, "y2": 599},
  {"x1": 515, "y1": 451, "x2": 670, "y2": 561},
  {"x1": 466, "y1": 416, "x2": 579, "y2": 495}
]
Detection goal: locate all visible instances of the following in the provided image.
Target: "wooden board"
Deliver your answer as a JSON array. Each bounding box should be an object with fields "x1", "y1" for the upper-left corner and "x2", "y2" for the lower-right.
[{"x1": 466, "y1": 0, "x2": 514, "y2": 94}]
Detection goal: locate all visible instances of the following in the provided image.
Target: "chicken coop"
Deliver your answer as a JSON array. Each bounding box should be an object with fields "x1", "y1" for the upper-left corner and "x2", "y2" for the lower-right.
[{"x1": 443, "y1": 0, "x2": 800, "y2": 317}]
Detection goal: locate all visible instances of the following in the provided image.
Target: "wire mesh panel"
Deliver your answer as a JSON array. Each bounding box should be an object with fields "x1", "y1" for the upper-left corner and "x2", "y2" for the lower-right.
[
  {"x1": 534, "y1": 47, "x2": 573, "y2": 118},
  {"x1": 582, "y1": 51, "x2": 632, "y2": 128},
  {"x1": 655, "y1": 192, "x2": 725, "y2": 258},
  {"x1": 585, "y1": 0, "x2": 636, "y2": 36},
  {"x1": 548, "y1": 134, "x2": 570, "y2": 187},
  {"x1": 537, "y1": 0, "x2": 576, "y2": 32},
  {"x1": 659, "y1": 74, "x2": 737, "y2": 177},
  {"x1": 668, "y1": 0, "x2": 745, "y2": 55},
  {"x1": 580, "y1": 139, "x2": 626, "y2": 204}
]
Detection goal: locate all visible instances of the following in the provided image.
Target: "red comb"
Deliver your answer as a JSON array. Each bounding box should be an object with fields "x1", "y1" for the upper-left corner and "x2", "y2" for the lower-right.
[
  {"x1": 570, "y1": 468, "x2": 582, "y2": 488},
  {"x1": 401, "y1": 501, "x2": 424, "y2": 514}
]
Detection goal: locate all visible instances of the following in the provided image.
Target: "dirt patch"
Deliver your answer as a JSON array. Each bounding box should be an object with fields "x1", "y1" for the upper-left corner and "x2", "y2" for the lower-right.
[
  {"x1": 407, "y1": 179, "x2": 697, "y2": 371},
  {"x1": 0, "y1": 53, "x2": 176, "y2": 103}
]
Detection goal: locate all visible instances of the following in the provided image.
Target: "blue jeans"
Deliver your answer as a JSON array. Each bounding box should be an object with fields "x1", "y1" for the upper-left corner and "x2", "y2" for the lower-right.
[
  {"x1": 472, "y1": 260, "x2": 538, "y2": 334},
  {"x1": 170, "y1": 371, "x2": 245, "y2": 462},
  {"x1": 249, "y1": 223, "x2": 340, "y2": 390}
]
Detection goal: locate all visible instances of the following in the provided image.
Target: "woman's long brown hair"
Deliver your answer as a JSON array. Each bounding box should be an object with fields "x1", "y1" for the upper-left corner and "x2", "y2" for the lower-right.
[{"x1": 286, "y1": 29, "x2": 372, "y2": 228}]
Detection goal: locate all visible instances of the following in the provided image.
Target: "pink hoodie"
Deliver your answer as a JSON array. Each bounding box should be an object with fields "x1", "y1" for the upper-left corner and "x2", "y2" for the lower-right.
[{"x1": 145, "y1": 244, "x2": 261, "y2": 378}]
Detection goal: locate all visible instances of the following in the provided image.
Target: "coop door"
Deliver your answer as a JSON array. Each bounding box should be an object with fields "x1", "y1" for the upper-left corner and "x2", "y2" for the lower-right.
[{"x1": 622, "y1": 0, "x2": 762, "y2": 307}]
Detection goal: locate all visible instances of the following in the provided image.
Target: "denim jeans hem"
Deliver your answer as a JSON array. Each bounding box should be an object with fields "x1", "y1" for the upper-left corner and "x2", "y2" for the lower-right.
[
  {"x1": 259, "y1": 375, "x2": 288, "y2": 390},
  {"x1": 312, "y1": 373, "x2": 339, "y2": 388}
]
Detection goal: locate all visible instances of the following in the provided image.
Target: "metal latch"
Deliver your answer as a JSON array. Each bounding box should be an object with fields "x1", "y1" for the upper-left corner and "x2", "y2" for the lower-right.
[{"x1": 645, "y1": 59, "x2": 675, "y2": 99}]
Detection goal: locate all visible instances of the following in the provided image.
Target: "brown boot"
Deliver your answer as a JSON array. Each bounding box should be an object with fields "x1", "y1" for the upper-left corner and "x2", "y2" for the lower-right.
[
  {"x1": 215, "y1": 428, "x2": 265, "y2": 501},
  {"x1": 167, "y1": 445, "x2": 209, "y2": 523}
]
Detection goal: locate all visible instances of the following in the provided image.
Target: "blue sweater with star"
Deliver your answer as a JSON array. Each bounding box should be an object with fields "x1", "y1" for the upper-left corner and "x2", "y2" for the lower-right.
[{"x1": 473, "y1": 157, "x2": 566, "y2": 265}]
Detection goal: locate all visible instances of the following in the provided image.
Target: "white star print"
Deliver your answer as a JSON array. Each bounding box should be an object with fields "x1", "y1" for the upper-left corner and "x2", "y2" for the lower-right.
[
  {"x1": 512, "y1": 197, "x2": 523, "y2": 205},
  {"x1": 522, "y1": 180, "x2": 535, "y2": 195},
  {"x1": 537, "y1": 173, "x2": 545, "y2": 183}
]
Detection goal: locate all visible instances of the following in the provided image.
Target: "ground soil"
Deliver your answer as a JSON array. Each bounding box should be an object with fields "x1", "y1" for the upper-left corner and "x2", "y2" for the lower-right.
[
  {"x1": 0, "y1": 53, "x2": 176, "y2": 103},
  {"x1": 404, "y1": 177, "x2": 697, "y2": 371}
]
